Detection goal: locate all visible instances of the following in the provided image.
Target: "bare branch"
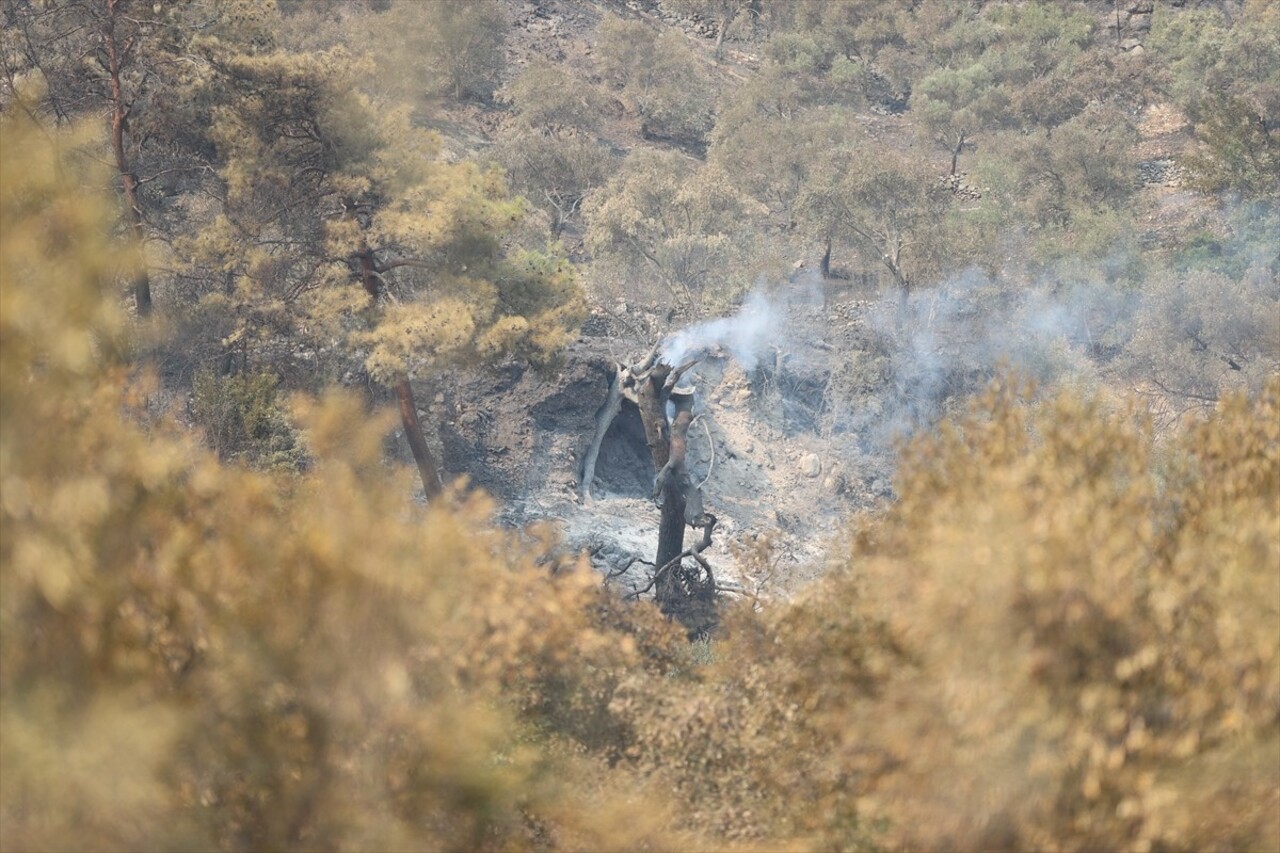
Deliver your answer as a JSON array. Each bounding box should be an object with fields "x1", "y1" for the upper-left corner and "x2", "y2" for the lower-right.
[
  {"x1": 1150, "y1": 376, "x2": 1219, "y2": 405},
  {"x1": 662, "y1": 357, "x2": 699, "y2": 395},
  {"x1": 694, "y1": 416, "x2": 715, "y2": 492},
  {"x1": 604, "y1": 555, "x2": 652, "y2": 582}
]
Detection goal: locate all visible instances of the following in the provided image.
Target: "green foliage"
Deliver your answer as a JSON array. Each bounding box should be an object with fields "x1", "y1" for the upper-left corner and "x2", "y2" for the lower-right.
[
  {"x1": 584, "y1": 148, "x2": 763, "y2": 310},
  {"x1": 500, "y1": 58, "x2": 609, "y2": 135},
  {"x1": 191, "y1": 369, "x2": 303, "y2": 470},
  {"x1": 490, "y1": 128, "x2": 613, "y2": 236},
  {"x1": 1150, "y1": 0, "x2": 1280, "y2": 197},
  {"x1": 596, "y1": 15, "x2": 715, "y2": 145},
  {"x1": 794, "y1": 133, "x2": 956, "y2": 290},
  {"x1": 174, "y1": 21, "x2": 582, "y2": 389},
  {"x1": 912, "y1": 61, "x2": 1007, "y2": 171},
  {"x1": 988, "y1": 104, "x2": 1139, "y2": 238},
  {"x1": 1182, "y1": 95, "x2": 1280, "y2": 198},
  {"x1": 709, "y1": 103, "x2": 842, "y2": 224},
  {"x1": 363, "y1": 0, "x2": 508, "y2": 103},
  {"x1": 5, "y1": 102, "x2": 1279, "y2": 853}
]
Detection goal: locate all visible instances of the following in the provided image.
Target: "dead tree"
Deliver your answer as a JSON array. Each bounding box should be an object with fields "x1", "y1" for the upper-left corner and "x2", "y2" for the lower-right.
[{"x1": 583, "y1": 345, "x2": 718, "y2": 635}]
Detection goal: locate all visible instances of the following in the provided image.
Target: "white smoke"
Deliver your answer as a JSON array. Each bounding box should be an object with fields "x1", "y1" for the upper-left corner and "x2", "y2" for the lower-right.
[{"x1": 660, "y1": 291, "x2": 779, "y2": 370}]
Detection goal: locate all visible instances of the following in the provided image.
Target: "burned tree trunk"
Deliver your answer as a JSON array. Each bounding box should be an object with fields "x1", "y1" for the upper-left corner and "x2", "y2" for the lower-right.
[
  {"x1": 636, "y1": 361, "x2": 716, "y2": 634},
  {"x1": 580, "y1": 364, "x2": 624, "y2": 504},
  {"x1": 636, "y1": 363, "x2": 686, "y2": 570},
  {"x1": 588, "y1": 344, "x2": 720, "y2": 634},
  {"x1": 394, "y1": 377, "x2": 442, "y2": 499}
]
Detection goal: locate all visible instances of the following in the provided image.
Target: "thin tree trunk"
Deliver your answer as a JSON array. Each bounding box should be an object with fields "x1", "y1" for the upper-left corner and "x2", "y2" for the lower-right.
[
  {"x1": 395, "y1": 377, "x2": 442, "y2": 499},
  {"x1": 104, "y1": 0, "x2": 151, "y2": 317},
  {"x1": 358, "y1": 250, "x2": 444, "y2": 500},
  {"x1": 883, "y1": 250, "x2": 910, "y2": 331},
  {"x1": 656, "y1": 398, "x2": 693, "y2": 571}
]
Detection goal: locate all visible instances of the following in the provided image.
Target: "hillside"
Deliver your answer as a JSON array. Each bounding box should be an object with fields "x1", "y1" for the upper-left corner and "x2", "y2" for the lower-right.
[
  {"x1": 2, "y1": 1, "x2": 1277, "y2": 850},
  {"x1": 353, "y1": 0, "x2": 1278, "y2": 596}
]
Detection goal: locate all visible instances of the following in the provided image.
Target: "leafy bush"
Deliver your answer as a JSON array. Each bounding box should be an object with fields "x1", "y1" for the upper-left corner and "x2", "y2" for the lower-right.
[
  {"x1": 595, "y1": 15, "x2": 715, "y2": 145},
  {"x1": 191, "y1": 368, "x2": 304, "y2": 470},
  {"x1": 0, "y1": 105, "x2": 690, "y2": 853},
  {"x1": 4, "y1": 99, "x2": 1277, "y2": 853}
]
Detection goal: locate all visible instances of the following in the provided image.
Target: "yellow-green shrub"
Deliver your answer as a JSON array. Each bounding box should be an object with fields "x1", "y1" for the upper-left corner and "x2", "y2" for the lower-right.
[
  {"x1": 4, "y1": 96, "x2": 1277, "y2": 853},
  {"x1": 600, "y1": 374, "x2": 1277, "y2": 852},
  {"x1": 844, "y1": 377, "x2": 1279, "y2": 850},
  {"x1": 1, "y1": 103, "x2": 691, "y2": 853}
]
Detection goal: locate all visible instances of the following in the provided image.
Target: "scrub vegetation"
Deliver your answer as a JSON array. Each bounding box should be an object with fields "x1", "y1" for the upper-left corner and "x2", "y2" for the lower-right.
[{"x1": 2, "y1": 1, "x2": 1277, "y2": 850}]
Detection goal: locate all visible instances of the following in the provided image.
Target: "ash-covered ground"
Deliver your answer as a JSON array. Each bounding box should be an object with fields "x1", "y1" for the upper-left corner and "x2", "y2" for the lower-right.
[{"x1": 421, "y1": 290, "x2": 893, "y2": 600}]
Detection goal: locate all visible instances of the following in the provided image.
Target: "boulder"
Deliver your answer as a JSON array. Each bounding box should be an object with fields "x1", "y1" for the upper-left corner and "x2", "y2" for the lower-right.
[{"x1": 798, "y1": 453, "x2": 821, "y2": 478}]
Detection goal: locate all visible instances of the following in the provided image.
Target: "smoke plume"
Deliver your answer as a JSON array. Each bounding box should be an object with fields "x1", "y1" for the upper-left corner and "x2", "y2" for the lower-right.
[{"x1": 660, "y1": 291, "x2": 779, "y2": 370}]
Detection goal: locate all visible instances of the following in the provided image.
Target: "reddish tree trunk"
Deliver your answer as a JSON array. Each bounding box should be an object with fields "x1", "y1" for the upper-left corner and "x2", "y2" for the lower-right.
[
  {"x1": 358, "y1": 251, "x2": 443, "y2": 499},
  {"x1": 395, "y1": 377, "x2": 442, "y2": 499}
]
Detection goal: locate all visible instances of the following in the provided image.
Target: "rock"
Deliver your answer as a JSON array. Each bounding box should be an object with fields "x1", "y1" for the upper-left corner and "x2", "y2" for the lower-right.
[
  {"x1": 1120, "y1": 38, "x2": 1143, "y2": 52},
  {"x1": 798, "y1": 453, "x2": 821, "y2": 478},
  {"x1": 823, "y1": 472, "x2": 846, "y2": 495}
]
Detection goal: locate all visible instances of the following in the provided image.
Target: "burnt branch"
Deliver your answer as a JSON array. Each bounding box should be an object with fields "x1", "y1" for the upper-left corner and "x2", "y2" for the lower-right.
[
  {"x1": 580, "y1": 361, "x2": 625, "y2": 504},
  {"x1": 605, "y1": 555, "x2": 653, "y2": 583}
]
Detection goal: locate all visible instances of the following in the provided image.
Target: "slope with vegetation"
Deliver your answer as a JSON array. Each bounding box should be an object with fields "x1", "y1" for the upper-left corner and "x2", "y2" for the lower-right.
[{"x1": 1, "y1": 0, "x2": 1277, "y2": 850}]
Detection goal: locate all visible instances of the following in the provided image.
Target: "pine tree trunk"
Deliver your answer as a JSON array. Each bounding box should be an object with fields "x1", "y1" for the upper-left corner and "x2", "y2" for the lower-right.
[
  {"x1": 358, "y1": 251, "x2": 444, "y2": 500},
  {"x1": 395, "y1": 377, "x2": 442, "y2": 499},
  {"x1": 105, "y1": 0, "x2": 152, "y2": 317}
]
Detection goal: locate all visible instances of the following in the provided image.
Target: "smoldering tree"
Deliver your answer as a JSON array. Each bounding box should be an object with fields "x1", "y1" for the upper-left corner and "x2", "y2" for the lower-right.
[{"x1": 584, "y1": 345, "x2": 723, "y2": 636}]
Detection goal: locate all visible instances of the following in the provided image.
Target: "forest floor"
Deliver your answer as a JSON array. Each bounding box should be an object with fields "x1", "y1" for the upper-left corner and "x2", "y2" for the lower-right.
[
  {"x1": 433, "y1": 296, "x2": 885, "y2": 599},
  {"x1": 416, "y1": 0, "x2": 1209, "y2": 599}
]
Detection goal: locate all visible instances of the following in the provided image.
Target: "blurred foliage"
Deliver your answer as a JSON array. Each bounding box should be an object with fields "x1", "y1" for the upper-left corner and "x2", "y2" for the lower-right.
[
  {"x1": 354, "y1": 0, "x2": 508, "y2": 103},
  {"x1": 4, "y1": 3, "x2": 1280, "y2": 852},
  {"x1": 190, "y1": 369, "x2": 304, "y2": 471},
  {"x1": 818, "y1": 375, "x2": 1280, "y2": 850},
  {"x1": 5, "y1": 104, "x2": 1278, "y2": 851},
  {"x1": 0, "y1": 105, "x2": 691, "y2": 851}
]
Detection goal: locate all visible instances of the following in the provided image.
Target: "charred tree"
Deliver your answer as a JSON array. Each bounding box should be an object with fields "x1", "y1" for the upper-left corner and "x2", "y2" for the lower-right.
[
  {"x1": 580, "y1": 363, "x2": 625, "y2": 505},
  {"x1": 585, "y1": 346, "x2": 718, "y2": 635}
]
